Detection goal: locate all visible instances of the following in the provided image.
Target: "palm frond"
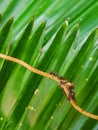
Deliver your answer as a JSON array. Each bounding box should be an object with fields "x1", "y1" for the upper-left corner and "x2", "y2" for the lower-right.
[{"x1": 0, "y1": 1, "x2": 98, "y2": 130}]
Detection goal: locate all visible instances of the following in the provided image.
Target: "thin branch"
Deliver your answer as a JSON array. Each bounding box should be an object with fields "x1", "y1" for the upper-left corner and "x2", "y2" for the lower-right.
[{"x1": 0, "y1": 53, "x2": 98, "y2": 120}]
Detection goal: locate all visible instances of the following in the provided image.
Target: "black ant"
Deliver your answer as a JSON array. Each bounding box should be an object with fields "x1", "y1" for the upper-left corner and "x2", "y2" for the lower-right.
[
  {"x1": 58, "y1": 80, "x2": 76, "y2": 102},
  {"x1": 50, "y1": 72, "x2": 76, "y2": 102},
  {"x1": 50, "y1": 71, "x2": 58, "y2": 77},
  {"x1": 68, "y1": 90, "x2": 75, "y2": 101},
  {"x1": 58, "y1": 76, "x2": 66, "y2": 80}
]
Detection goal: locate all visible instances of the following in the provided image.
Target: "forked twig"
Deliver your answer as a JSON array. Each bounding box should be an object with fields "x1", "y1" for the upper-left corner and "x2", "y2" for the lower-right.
[{"x1": 0, "y1": 53, "x2": 98, "y2": 120}]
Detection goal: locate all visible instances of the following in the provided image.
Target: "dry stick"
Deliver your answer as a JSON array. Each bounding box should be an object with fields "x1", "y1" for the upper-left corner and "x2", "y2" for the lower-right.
[{"x1": 0, "y1": 53, "x2": 98, "y2": 120}]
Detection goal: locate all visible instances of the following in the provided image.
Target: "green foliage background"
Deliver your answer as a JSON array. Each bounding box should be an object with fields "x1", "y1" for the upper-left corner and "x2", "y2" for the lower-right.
[{"x1": 0, "y1": 0, "x2": 98, "y2": 130}]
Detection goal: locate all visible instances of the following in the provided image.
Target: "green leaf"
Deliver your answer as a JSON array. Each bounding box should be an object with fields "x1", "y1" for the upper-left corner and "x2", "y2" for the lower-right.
[
  {"x1": 2, "y1": 21, "x2": 67, "y2": 130},
  {"x1": 0, "y1": 17, "x2": 13, "y2": 53},
  {"x1": 0, "y1": 18, "x2": 34, "y2": 94},
  {"x1": 0, "y1": 1, "x2": 98, "y2": 130},
  {"x1": 0, "y1": 13, "x2": 1, "y2": 22}
]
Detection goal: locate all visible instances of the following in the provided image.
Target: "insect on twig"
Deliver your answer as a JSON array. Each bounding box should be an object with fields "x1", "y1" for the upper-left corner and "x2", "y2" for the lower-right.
[
  {"x1": 0, "y1": 53, "x2": 98, "y2": 120},
  {"x1": 50, "y1": 72, "x2": 76, "y2": 101}
]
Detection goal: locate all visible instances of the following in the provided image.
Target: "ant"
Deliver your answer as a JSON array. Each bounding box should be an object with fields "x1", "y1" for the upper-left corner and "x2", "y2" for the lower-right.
[
  {"x1": 50, "y1": 71, "x2": 76, "y2": 102},
  {"x1": 58, "y1": 80, "x2": 76, "y2": 102},
  {"x1": 49, "y1": 71, "x2": 58, "y2": 77},
  {"x1": 58, "y1": 76, "x2": 66, "y2": 80},
  {"x1": 68, "y1": 90, "x2": 75, "y2": 101}
]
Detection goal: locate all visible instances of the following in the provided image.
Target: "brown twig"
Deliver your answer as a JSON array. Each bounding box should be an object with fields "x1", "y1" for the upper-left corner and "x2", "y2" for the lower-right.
[{"x1": 0, "y1": 53, "x2": 98, "y2": 120}]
